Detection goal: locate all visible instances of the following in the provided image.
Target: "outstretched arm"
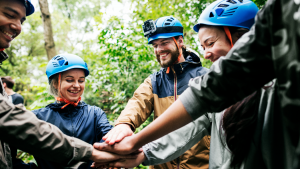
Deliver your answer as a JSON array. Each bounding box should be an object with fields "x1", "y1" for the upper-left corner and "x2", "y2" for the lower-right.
[
  {"x1": 103, "y1": 77, "x2": 154, "y2": 145},
  {"x1": 0, "y1": 94, "x2": 136, "y2": 166},
  {"x1": 94, "y1": 100, "x2": 192, "y2": 155},
  {"x1": 0, "y1": 95, "x2": 92, "y2": 165},
  {"x1": 142, "y1": 113, "x2": 211, "y2": 165},
  {"x1": 93, "y1": 112, "x2": 211, "y2": 168}
]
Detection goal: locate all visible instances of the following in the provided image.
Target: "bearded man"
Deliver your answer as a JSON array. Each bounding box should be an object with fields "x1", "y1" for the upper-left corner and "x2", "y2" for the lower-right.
[{"x1": 103, "y1": 16, "x2": 210, "y2": 169}]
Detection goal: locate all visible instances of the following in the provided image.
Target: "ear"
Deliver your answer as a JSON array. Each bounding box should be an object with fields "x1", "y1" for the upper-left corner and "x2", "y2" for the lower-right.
[
  {"x1": 53, "y1": 80, "x2": 58, "y2": 90},
  {"x1": 231, "y1": 32, "x2": 240, "y2": 45},
  {"x1": 177, "y1": 36, "x2": 184, "y2": 48},
  {"x1": 2, "y1": 82, "x2": 6, "y2": 88},
  {"x1": 232, "y1": 29, "x2": 248, "y2": 44}
]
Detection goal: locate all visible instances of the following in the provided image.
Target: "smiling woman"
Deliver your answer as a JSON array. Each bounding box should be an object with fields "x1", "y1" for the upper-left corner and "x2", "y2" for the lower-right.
[
  {"x1": 15, "y1": 53, "x2": 117, "y2": 169},
  {"x1": 50, "y1": 69, "x2": 86, "y2": 103}
]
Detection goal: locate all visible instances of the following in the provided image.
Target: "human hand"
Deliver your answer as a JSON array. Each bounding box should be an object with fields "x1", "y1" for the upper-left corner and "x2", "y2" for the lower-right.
[
  {"x1": 94, "y1": 136, "x2": 140, "y2": 155},
  {"x1": 91, "y1": 150, "x2": 146, "y2": 168},
  {"x1": 103, "y1": 124, "x2": 133, "y2": 145},
  {"x1": 89, "y1": 148, "x2": 137, "y2": 163}
]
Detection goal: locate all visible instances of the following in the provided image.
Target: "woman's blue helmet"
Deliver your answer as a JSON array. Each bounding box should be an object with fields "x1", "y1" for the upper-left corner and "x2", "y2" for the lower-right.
[
  {"x1": 193, "y1": 0, "x2": 259, "y2": 32},
  {"x1": 24, "y1": 0, "x2": 35, "y2": 16},
  {"x1": 46, "y1": 54, "x2": 89, "y2": 83},
  {"x1": 143, "y1": 16, "x2": 184, "y2": 44}
]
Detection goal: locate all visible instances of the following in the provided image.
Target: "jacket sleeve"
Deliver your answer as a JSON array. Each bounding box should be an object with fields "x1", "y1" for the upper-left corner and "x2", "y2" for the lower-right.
[
  {"x1": 0, "y1": 94, "x2": 93, "y2": 165},
  {"x1": 180, "y1": 4, "x2": 276, "y2": 120},
  {"x1": 142, "y1": 113, "x2": 211, "y2": 165},
  {"x1": 94, "y1": 106, "x2": 113, "y2": 142},
  {"x1": 115, "y1": 77, "x2": 154, "y2": 131}
]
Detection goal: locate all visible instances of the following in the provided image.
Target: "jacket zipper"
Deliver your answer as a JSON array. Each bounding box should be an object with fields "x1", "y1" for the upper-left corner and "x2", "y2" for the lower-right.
[
  {"x1": 171, "y1": 66, "x2": 178, "y2": 101},
  {"x1": 171, "y1": 66, "x2": 180, "y2": 169},
  {"x1": 69, "y1": 109, "x2": 75, "y2": 137}
]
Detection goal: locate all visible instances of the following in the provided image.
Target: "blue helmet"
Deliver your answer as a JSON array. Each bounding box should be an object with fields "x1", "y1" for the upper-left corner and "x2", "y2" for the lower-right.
[
  {"x1": 145, "y1": 16, "x2": 184, "y2": 44},
  {"x1": 46, "y1": 54, "x2": 89, "y2": 82},
  {"x1": 193, "y1": 0, "x2": 259, "y2": 32},
  {"x1": 24, "y1": 0, "x2": 35, "y2": 16}
]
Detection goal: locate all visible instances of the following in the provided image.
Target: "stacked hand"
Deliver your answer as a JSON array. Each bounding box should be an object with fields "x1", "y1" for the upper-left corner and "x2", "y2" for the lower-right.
[{"x1": 90, "y1": 124, "x2": 147, "y2": 168}]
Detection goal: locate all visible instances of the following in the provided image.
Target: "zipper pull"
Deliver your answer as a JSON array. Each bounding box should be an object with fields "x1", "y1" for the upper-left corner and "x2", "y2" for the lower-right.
[{"x1": 180, "y1": 64, "x2": 183, "y2": 73}]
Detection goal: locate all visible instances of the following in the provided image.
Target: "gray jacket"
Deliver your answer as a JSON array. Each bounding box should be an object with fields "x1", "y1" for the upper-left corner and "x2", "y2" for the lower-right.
[
  {"x1": 0, "y1": 52, "x2": 93, "y2": 169},
  {"x1": 143, "y1": 80, "x2": 295, "y2": 169},
  {"x1": 142, "y1": 111, "x2": 232, "y2": 169}
]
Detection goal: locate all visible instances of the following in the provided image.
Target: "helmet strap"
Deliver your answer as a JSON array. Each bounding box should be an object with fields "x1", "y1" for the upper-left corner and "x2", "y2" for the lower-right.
[
  {"x1": 166, "y1": 37, "x2": 182, "y2": 74},
  {"x1": 223, "y1": 26, "x2": 234, "y2": 48},
  {"x1": 55, "y1": 73, "x2": 81, "y2": 109}
]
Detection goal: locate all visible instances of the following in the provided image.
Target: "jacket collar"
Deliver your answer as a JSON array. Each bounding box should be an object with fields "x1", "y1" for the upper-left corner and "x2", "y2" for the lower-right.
[
  {"x1": 46, "y1": 101, "x2": 87, "y2": 110},
  {"x1": 162, "y1": 51, "x2": 202, "y2": 75}
]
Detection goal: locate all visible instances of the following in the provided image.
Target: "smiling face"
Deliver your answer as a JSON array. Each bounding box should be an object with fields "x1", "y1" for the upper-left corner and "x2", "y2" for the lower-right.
[
  {"x1": 0, "y1": 0, "x2": 26, "y2": 48},
  {"x1": 55, "y1": 69, "x2": 85, "y2": 102},
  {"x1": 198, "y1": 26, "x2": 231, "y2": 62},
  {"x1": 152, "y1": 37, "x2": 183, "y2": 68}
]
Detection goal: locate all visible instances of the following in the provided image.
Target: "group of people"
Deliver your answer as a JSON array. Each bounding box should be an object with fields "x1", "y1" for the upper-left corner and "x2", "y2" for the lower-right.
[{"x1": 0, "y1": 0, "x2": 299, "y2": 169}]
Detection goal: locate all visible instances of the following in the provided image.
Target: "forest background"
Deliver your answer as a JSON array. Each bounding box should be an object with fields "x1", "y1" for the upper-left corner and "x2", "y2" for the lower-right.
[{"x1": 1, "y1": 0, "x2": 267, "y2": 167}]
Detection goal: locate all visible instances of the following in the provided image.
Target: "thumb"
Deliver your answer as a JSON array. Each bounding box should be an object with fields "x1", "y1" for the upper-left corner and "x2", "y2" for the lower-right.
[{"x1": 93, "y1": 142, "x2": 111, "y2": 151}]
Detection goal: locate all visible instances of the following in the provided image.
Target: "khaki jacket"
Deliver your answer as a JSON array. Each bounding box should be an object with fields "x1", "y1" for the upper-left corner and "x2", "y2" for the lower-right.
[
  {"x1": 0, "y1": 52, "x2": 93, "y2": 169},
  {"x1": 116, "y1": 52, "x2": 210, "y2": 169}
]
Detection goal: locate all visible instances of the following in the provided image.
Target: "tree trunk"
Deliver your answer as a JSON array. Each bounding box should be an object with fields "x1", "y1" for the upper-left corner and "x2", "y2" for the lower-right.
[{"x1": 39, "y1": 0, "x2": 57, "y2": 61}]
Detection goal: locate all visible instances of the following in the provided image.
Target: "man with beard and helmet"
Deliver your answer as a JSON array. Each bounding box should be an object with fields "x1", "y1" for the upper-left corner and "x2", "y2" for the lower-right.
[
  {"x1": 102, "y1": 16, "x2": 210, "y2": 169},
  {"x1": 0, "y1": 0, "x2": 134, "y2": 168}
]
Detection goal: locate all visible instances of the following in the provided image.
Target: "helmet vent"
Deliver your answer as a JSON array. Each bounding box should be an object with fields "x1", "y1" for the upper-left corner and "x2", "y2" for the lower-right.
[
  {"x1": 163, "y1": 17, "x2": 175, "y2": 26},
  {"x1": 64, "y1": 61, "x2": 68, "y2": 65},
  {"x1": 52, "y1": 56, "x2": 66, "y2": 66},
  {"x1": 166, "y1": 18, "x2": 174, "y2": 22},
  {"x1": 226, "y1": 0, "x2": 237, "y2": 4},
  {"x1": 218, "y1": 4, "x2": 229, "y2": 7},
  {"x1": 222, "y1": 7, "x2": 238, "y2": 16},
  {"x1": 209, "y1": 12, "x2": 214, "y2": 17},
  {"x1": 215, "y1": 8, "x2": 224, "y2": 16},
  {"x1": 53, "y1": 55, "x2": 60, "y2": 60},
  {"x1": 57, "y1": 57, "x2": 64, "y2": 61},
  {"x1": 238, "y1": 0, "x2": 243, "y2": 2},
  {"x1": 52, "y1": 62, "x2": 59, "y2": 67}
]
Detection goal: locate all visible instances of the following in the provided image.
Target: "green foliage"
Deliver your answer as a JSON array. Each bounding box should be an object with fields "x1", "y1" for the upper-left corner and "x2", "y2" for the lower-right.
[
  {"x1": 253, "y1": 0, "x2": 268, "y2": 8},
  {"x1": 86, "y1": 17, "x2": 159, "y2": 118},
  {"x1": 16, "y1": 150, "x2": 36, "y2": 164}
]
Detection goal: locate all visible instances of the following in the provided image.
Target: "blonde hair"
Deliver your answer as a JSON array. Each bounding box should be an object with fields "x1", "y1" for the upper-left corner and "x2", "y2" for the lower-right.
[{"x1": 49, "y1": 74, "x2": 59, "y2": 97}]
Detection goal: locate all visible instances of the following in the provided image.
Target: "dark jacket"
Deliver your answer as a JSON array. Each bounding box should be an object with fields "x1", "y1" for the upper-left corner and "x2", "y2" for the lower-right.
[
  {"x1": 32, "y1": 102, "x2": 113, "y2": 169},
  {"x1": 0, "y1": 50, "x2": 93, "y2": 169},
  {"x1": 116, "y1": 51, "x2": 210, "y2": 169}
]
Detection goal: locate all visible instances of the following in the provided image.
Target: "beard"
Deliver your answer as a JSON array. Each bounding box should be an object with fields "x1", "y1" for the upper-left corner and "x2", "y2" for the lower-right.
[{"x1": 156, "y1": 48, "x2": 180, "y2": 68}]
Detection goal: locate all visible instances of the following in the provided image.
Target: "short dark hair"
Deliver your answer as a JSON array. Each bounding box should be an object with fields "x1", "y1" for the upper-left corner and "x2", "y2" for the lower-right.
[{"x1": 1, "y1": 76, "x2": 14, "y2": 89}]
